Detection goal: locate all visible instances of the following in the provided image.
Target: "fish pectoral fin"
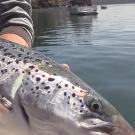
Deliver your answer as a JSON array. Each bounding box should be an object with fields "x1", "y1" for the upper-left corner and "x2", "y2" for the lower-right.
[{"x1": 0, "y1": 71, "x2": 26, "y2": 101}]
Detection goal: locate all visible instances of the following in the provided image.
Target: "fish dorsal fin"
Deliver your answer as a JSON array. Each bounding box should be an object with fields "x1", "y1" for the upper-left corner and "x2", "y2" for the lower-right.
[{"x1": 0, "y1": 71, "x2": 25, "y2": 101}]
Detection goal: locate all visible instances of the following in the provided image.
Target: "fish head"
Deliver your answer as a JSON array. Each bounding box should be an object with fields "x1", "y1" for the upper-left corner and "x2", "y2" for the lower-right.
[
  {"x1": 78, "y1": 93, "x2": 135, "y2": 135},
  {"x1": 16, "y1": 68, "x2": 135, "y2": 135}
]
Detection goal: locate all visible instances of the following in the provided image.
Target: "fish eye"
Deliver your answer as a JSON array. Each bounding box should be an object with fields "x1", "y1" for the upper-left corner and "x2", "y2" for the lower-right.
[
  {"x1": 84, "y1": 96, "x2": 102, "y2": 112},
  {"x1": 91, "y1": 100, "x2": 102, "y2": 112}
]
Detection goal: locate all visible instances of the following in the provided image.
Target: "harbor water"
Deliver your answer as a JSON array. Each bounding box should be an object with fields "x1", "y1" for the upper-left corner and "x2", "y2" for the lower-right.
[{"x1": 32, "y1": 4, "x2": 135, "y2": 128}]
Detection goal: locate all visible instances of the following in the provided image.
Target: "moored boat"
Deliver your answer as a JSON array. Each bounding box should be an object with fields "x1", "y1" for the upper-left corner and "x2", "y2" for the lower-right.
[
  {"x1": 101, "y1": 5, "x2": 107, "y2": 9},
  {"x1": 68, "y1": 0, "x2": 98, "y2": 15}
]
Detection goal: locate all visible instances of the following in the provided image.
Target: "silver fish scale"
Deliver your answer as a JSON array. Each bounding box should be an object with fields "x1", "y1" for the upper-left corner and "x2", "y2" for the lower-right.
[
  {"x1": 19, "y1": 68, "x2": 90, "y2": 119},
  {"x1": 0, "y1": 40, "x2": 90, "y2": 119},
  {"x1": 0, "y1": 43, "x2": 33, "y2": 82}
]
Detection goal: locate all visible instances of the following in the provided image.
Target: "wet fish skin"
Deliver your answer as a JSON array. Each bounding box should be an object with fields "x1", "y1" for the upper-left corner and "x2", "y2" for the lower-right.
[{"x1": 0, "y1": 39, "x2": 134, "y2": 135}]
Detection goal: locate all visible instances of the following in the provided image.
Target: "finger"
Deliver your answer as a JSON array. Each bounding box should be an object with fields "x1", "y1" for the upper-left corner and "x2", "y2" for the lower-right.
[
  {"x1": 0, "y1": 103, "x2": 9, "y2": 116},
  {"x1": 61, "y1": 64, "x2": 70, "y2": 70}
]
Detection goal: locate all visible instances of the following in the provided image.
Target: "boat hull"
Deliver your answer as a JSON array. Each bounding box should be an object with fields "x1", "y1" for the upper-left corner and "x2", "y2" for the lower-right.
[{"x1": 68, "y1": 5, "x2": 98, "y2": 15}]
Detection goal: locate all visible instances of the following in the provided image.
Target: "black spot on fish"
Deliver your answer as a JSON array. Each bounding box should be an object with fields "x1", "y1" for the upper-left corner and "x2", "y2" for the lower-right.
[
  {"x1": 1, "y1": 69, "x2": 7, "y2": 74},
  {"x1": 64, "y1": 92, "x2": 67, "y2": 96},
  {"x1": 80, "y1": 110, "x2": 83, "y2": 113},
  {"x1": 28, "y1": 71, "x2": 31, "y2": 75},
  {"x1": 17, "y1": 54, "x2": 23, "y2": 57},
  {"x1": 75, "y1": 82, "x2": 79, "y2": 86},
  {"x1": 79, "y1": 99, "x2": 82, "y2": 103},
  {"x1": 36, "y1": 77, "x2": 41, "y2": 82},
  {"x1": 0, "y1": 84, "x2": 3, "y2": 87},
  {"x1": 29, "y1": 65, "x2": 35, "y2": 69},
  {"x1": 35, "y1": 59, "x2": 41, "y2": 63},
  {"x1": 58, "y1": 85, "x2": 62, "y2": 89},
  {"x1": 4, "y1": 53, "x2": 11, "y2": 56},
  {"x1": 44, "y1": 86, "x2": 50, "y2": 90},
  {"x1": 25, "y1": 82, "x2": 28, "y2": 85},
  {"x1": 12, "y1": 68, "x2": 15, "y2": 71},
  {"x1": 36, "y1": 86, "x2": 39, "y2": 90},
  {"x1": 15, "y1": 60, "x2": 19, "y2": 64},
  {"x1": 68, "y1": 96, "x2": 70, "y2": 99},
  {"x1": 65, "y1": 84, "x2": 68, "y2": 87},
  {"x1": 22, "y1": 71, "x2": 25, "y2": 73},
  {"x1": 23, "y1": 60, "x2": 27, "y2": 64},
  {"x1": 4, "y1": 69, "x2": 7, "y2": 73},
  {"x1": 81, "y1": 104, "x2": 84, "y2": 107},
  {"x1": 45, "y1": 62, "x2": 49, "y2": 65},
  {"x1": 10, "y1": 55, "x2": 15, "y2": 58},
  {"x1": 73, "y1": 103, "x2": 76, "y2": 105},
  {"x1": 36, "y1": 95, "x2": 39, "y2": 98},
  {"x1": 20, "y1": 48, "x2": 25, "y2": 52},
  {"x1": 48, "y1": 78, "x2": 55, "y2": 81},
  {"x1": 27, "y1": 52, "x2": 30, "y2": 55},
  {"x1": 1, "y1": 58, "x2": 5, "y2": 62},
  {"x1": 31, "y1": 88, "x2": 34, "y2": 91},
  {"x1": 15, "y1": 69, "x2": 19, "y2": 72},
  {"x1": 7, "y1": 61, "x2": 12, "y2": 65},
  {"x1": 0, "y1": 46, "x2": 4, "y2": 49},
  {"x1": 67, "y1": 101, "x2": 69, "y2": 104},
  {"x1": 42, "y1": 75, "x2": 45, "y2": 77},
  {"x1": 35, "y1": 69, "x2": 38, "y2": 72},
  {"x1": 41, "y1": 82, "x2": 45, "y2": 85},
  {"x1": 72, "y1": 86, "x2": 75, "y2": 89},
  {"x1": 72, "y1": 93, "x2": 76, "y2": 97},
  {"x1": 3, "y1": 48, "x2": 8, "y2": 52},
  {"x1": 24, "y1": 56, "x2": 30, "y2": 59},
  {"x1": 47, "y1": 91, "x2": 50, "y2": 93}
]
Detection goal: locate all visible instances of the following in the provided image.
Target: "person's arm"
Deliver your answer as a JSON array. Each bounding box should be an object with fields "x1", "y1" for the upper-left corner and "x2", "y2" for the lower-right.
[
  {"x1": 0, "y1": 0, "x2": 34, "y2": 47},
  {"x1": 0, "y1": 0, "x2": 34, "y2": 113}
]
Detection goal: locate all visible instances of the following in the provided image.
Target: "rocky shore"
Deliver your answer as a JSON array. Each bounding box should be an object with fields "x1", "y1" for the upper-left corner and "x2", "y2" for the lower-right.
[
  {"x1": 32, "y1": 0, "x2": 135, "y2": 8},
  {"x1": 32, "y1": 0, "x2": 67, "y2": 8}
]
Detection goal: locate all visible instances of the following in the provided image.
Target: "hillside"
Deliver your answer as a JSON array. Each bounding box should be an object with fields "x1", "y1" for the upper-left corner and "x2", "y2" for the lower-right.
[{"x1": 32, "y1": 0, "x2": 135, "y2": 8}]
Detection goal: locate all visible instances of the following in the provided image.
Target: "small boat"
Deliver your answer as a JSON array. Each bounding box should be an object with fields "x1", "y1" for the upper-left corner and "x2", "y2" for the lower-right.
[
  {"x1": 101, "y1": 5, "x2": 107, "y2": 9},
  {"x1": 68, "y1": 0, "x2": 98, "y2": 15}
]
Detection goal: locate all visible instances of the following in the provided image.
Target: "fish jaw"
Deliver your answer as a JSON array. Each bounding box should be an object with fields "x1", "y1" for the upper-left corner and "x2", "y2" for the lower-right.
[
  {"x1": 77, "y1": 116, "x2": 135, "y2": 135},
  {"x1": 82, "y1": 95, "x2": 135, "y2": 135},
  {"x1": 110, "y1": 114, "x2": 135, "y2": 135}
]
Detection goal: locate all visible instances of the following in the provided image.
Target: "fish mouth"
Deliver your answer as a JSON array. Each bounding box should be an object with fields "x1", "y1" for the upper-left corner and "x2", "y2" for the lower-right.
[
  {"x1": 78, "y1": 117, "x2": 135, "y2": 135},
  {"x1": 79, "y1": 118, "x2": 116, "y2": 134}
]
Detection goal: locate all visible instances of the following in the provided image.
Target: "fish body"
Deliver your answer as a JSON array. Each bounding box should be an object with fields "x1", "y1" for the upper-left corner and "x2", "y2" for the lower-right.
[{"x1": 0, "y1": 39, "x2": 134, "y2": 135}]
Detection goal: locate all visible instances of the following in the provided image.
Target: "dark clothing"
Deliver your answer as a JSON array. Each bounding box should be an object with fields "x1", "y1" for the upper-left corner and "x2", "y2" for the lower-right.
[{"x1": 0, "y1": 0, "x2": 34, "y2": 46}]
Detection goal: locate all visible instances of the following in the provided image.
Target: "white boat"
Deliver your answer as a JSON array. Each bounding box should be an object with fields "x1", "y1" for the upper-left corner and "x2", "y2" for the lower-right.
[
  {"x1": 68, "y1": 0, "x2": 98, "y2": 15},
  {"x1": 101, "y1": 5, "x2": 107, "y2": 9}
]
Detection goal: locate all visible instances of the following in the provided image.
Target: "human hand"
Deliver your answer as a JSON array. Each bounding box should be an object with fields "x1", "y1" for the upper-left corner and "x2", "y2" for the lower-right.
[
  {"x1": 0, "y1": 103, "x2": 9, "y2": 116},
  {"x1": 62, "y1": 64, "x2": 70, "y2": 70}
]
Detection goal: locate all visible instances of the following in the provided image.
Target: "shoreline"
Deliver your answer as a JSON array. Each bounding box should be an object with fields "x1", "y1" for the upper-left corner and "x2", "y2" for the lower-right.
[{"x1": 32, "y1": 2, "x2": 135, "y2": 9}]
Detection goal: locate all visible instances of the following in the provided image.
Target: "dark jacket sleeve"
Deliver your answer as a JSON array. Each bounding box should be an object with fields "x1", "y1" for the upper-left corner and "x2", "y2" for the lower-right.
[{"x1": 0, "y1": 0, "x2": 34, "y2": 45}]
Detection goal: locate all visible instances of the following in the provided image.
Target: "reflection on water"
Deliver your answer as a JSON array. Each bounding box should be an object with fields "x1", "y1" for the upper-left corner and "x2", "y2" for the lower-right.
[
  {"x1": 33, "y1": 8, "x2": 69, "y2": 35},
  {"x1": 69, "y1": 15, "x2": 94, "y2": 33},
  {"x1": 33, "y1": 4, "x2": 135, "y2": 128},
  {"x1": 33, "y1": 8, "x2": 98, "y2": 47}
]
